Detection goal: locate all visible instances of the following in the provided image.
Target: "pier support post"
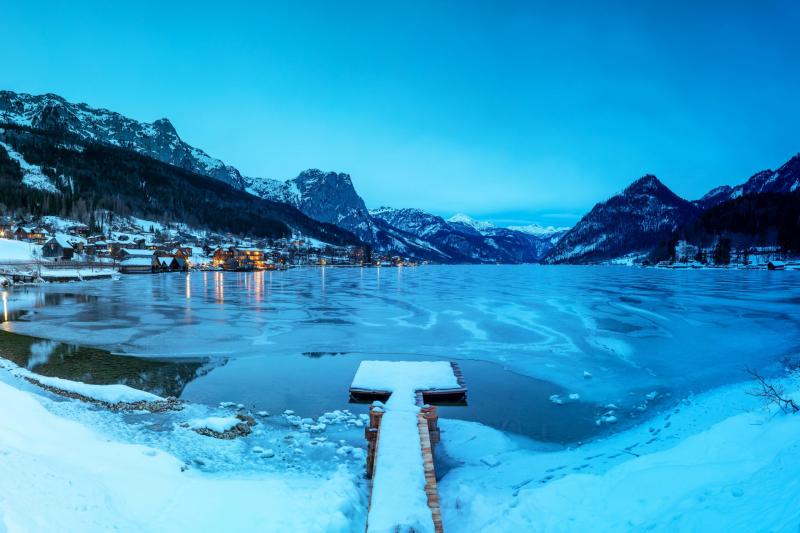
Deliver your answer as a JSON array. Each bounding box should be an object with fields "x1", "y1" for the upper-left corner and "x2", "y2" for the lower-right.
[{"x1": 365, "y1": 405, "x2": 384, "y2": 479}]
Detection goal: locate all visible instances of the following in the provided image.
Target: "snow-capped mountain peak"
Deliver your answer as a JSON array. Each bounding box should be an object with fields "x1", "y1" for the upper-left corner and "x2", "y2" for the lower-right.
[
  {"x1": 447, "y1": 213, "x2": 495, "y2": 232},
  {"x1": 506, "y1": 223, "x2": 571, "y2": 238},
  {"x1": 0, "y1": 90, "x2": 248, "y2": 189}
]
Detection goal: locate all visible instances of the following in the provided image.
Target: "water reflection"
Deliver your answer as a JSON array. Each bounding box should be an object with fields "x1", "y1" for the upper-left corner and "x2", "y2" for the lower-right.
[
  {"x1": 0, "y1": 330, "x2": 214, "y2": 398},
  {"x1": 214, "y1": 271, "x2": 224, "y2": 304}
]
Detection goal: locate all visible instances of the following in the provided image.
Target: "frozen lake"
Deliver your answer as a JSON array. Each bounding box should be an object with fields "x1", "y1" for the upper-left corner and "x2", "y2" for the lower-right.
[{"x1": 2, "y1": 265, "x2": 798, "y2": 443}]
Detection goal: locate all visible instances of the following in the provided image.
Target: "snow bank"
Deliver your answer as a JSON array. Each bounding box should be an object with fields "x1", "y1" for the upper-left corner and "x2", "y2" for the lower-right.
[
  {"x1": 0, "y1": 380, "x2": 364, "y2": 532},
  {"x1": 32, "y1": 374, "x2": 163, "y2": 403},
  {"x1": 351, "y1": 360, "x2": 459, "y2": 392},
  {"x1": 439, "y1": 376, "x2": 800, "y2": 532},
  {"x1": 0, "y1": 359, "x2": 163, "y2": 404}
]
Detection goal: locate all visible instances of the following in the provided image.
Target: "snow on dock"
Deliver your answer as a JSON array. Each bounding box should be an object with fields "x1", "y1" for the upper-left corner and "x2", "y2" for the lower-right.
[
  {"x1": 351, "y1": 361, "x2": 461, "y2": 392},
  {"x1": 350, "y1": 360, "x2": 467, "y2": 404},
  {"x1": 350, "y1": 360, "x2": 467, "y2": 533}
]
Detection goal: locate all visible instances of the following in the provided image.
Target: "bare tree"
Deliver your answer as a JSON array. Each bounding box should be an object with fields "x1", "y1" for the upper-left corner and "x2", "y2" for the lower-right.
[{"x1": 746, "y1": 368, "x2": 799, "y2": 414}]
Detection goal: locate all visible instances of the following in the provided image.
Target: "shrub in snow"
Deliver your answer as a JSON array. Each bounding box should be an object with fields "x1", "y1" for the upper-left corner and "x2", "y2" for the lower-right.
[{"x1": 746, "y1": 368, "x2": 799, "y2": 414}]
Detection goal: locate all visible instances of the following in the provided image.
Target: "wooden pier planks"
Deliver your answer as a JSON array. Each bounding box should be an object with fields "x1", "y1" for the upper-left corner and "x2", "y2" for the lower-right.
[
  {"x1": 418, "y1": 409, "x2": 444, "y2": 533},
  {"x1": 358, "y1": 359, "x2": 467, "y2": 533}
]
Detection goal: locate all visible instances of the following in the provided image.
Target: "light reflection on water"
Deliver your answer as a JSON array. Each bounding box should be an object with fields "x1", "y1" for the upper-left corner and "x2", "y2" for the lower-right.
[{"x1": 1, "y1": 265, "x2": 798, "y2": 443}]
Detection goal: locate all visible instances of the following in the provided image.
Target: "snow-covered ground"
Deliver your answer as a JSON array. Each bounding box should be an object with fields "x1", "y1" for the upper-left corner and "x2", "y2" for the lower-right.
[
  {"x1": 0, "y1": 378, "x2": 365, "y2": 533},
  {"x1": 1, "y1": 360, "x2": 798, "y2": 531},
  {"x1": 439, "y1": 374, "x2": 800, "y2": 532}
]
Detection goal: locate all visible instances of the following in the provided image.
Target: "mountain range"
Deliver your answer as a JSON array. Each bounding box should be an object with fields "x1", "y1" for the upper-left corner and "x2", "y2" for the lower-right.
[
  {"x1": 0, "y1": 90, "x2": 566, "y2": 263},
  {"x1": 1, "y1": 89, "x2": 798, "y2": 264},
  {"x1": 546, "y1": 156, "x2": 800, "y2": 264}
]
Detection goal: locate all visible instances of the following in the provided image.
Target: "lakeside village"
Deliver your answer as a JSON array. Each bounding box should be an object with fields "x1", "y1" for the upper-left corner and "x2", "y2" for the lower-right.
[
  {"x1": 648, "y1": 239, "x2": 796, "y2": 271},
  {"x1": 0, "y1": 215, "x2": 414, "y2": 285},
  {"x1": 0, "y1": 214, "x2": 795, "y2": 284}
]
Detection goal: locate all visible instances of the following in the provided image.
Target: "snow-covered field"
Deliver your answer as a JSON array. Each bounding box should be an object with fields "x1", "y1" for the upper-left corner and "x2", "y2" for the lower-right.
[{"x1": 0, "y1": 238, "x2": 40, "y2": 261}]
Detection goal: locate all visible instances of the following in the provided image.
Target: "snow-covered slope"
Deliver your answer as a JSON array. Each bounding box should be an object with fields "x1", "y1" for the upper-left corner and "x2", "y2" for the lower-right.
[
  {"x1": 544, "y1": 175, "x2": 699, "y2": 264},
  {"x1": 0, "y1": 140, "x2": 62, "y2": 193},
  {"x1": 0, "y1": 91, "x2": 248, "y2": 188},
  {"x1": 0, "y1": 238, "x2": 40, "y2": 261}
]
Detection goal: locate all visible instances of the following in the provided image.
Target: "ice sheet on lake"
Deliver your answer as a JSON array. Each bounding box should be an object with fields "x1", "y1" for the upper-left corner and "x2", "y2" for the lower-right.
[{"x1": 3, "y1": 266, "x2": 799, "y2": 407}]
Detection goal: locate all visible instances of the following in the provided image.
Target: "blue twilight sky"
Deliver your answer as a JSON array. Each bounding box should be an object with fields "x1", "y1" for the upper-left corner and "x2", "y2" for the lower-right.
[{"x1": 3, "y1": 1, "x2": 799, "y2": 226}]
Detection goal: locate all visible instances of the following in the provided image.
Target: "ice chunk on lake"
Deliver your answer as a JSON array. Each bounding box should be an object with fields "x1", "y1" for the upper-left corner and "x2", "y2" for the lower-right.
[{"x1": 187, "y1": 416, "x2": 241, "y2": 433}]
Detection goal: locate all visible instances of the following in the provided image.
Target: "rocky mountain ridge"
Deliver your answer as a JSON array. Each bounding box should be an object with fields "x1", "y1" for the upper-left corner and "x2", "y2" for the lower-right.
[
  {"x1": 544, "y1": 175, "x2": 700, "y2": 264},
  {"x1": 694, "y1": 154, "x2": 800, "y2": 210},
  {"x1": 1, "y1": 90, "x2": 561, "y2": 262},
  {"x1": 0, "y1": 91, "x2": 248, "y2": 188}
]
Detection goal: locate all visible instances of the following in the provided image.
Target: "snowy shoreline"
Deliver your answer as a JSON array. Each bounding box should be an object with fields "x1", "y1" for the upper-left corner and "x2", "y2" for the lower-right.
[{"x1": 1, "y1": 349, "x2": 798, "y2": 531}]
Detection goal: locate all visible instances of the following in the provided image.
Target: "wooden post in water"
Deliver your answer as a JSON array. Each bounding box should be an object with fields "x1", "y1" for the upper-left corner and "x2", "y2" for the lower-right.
[{"x1": 365, "y1": 404, "x2": 384, "y2": 479}]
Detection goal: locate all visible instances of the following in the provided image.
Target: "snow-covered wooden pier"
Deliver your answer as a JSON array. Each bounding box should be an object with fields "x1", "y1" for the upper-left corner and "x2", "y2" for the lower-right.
[{"x1": 349, "y1": 360, "x2": 467, "y2": 533}]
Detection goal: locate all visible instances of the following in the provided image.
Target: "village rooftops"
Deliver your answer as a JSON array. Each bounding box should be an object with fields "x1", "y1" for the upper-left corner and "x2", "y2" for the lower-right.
[
  {"x1": 120, "y1": 248, "x2": 155, "y2": 257},
  {"x1": 120, "y1": 257, "x2": 155, "y2": 266},
  {"x1": 48, "y1": 235, "x2": 74, "y2": 249}
]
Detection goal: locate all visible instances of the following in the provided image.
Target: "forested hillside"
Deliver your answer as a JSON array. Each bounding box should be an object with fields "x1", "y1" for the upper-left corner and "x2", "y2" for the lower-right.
[{"x1": 0, "y1": 124, "x2": 359, "y2": 244}]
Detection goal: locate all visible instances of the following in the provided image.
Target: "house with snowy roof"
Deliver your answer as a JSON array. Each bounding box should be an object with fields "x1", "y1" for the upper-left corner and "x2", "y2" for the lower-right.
[
  {"x1": 118, "y1": 248, "x2": 156, "y2": 261},
  {"x1": 119, "y1": 256, "x2": 159, "y2": 274},
  {"x1": 14, "y1": 226, "x2": 47, "y2": 243},
  {"x1": 42, "y1": 235, "x2": 74, "y2": 260}
]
